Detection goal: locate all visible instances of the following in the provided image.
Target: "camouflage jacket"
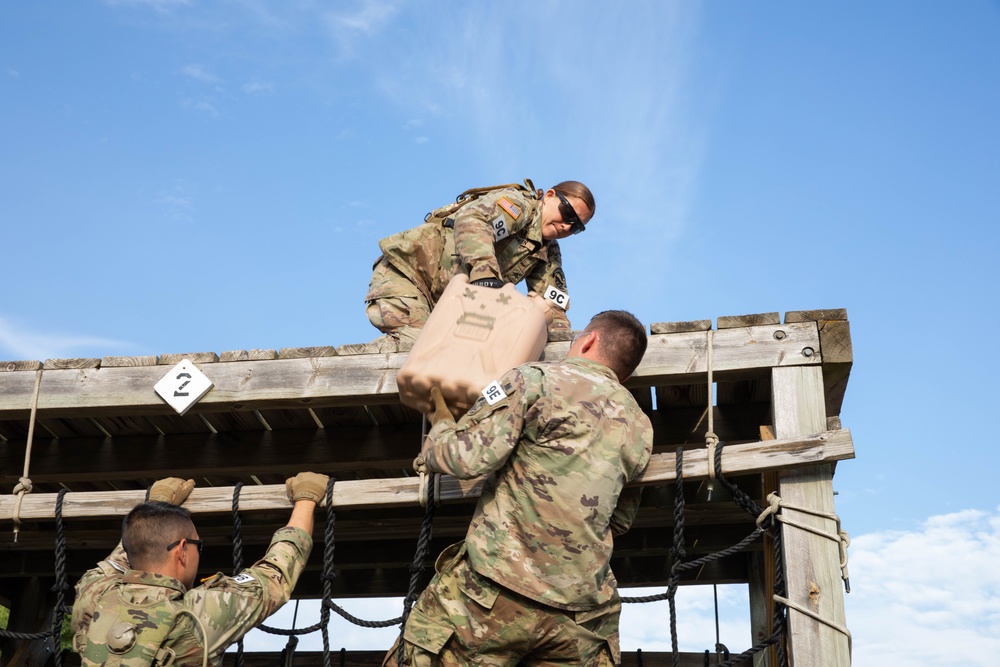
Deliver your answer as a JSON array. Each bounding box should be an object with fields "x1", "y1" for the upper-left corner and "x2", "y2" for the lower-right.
[
  {"x1": 70, "y1": 527, "x2": 312, "y2": 666},
  {"x1": 366, "y1": 187, "x2": 571, "y2": 329},
  {"x1": 422, "y1": 357, "x2": 653, "y2": 611}
]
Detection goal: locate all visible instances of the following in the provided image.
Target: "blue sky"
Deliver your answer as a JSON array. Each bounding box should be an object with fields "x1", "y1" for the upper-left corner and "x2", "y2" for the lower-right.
[{"x1": 2, "y1": 1, "x2": 999, "y2": 664}]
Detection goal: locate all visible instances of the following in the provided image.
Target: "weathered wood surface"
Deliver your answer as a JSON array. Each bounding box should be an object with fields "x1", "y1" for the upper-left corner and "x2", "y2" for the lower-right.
[
  {"x1": 0, "y1": 429, "x2": 852, "y2": 521},
  {"x1": 0, "y1": 322, "x2": 821, "y2": 419},
  {"x1": 772, "y1": 367, "x2": 851, "y2": 667}
]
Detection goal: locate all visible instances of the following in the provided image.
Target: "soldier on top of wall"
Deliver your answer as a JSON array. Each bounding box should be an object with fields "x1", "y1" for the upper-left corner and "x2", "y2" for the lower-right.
[{"x1": 365, "y1": 179, "x2": 595, "y2": 348}]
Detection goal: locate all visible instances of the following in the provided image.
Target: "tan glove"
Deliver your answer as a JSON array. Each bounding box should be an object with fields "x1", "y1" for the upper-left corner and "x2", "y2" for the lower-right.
[
  {"x1": 428, "y1": 386, "x2": 455, "y2": 426},
  {"x1": 148, "y1": 478, "x2": 195, "y2": 505},
  {"x1": 286, "y1": 472, "x2": 330, "y2": 504},
  {"x1": 412, "y1": 454, "x2": 428, "y2": 475}
]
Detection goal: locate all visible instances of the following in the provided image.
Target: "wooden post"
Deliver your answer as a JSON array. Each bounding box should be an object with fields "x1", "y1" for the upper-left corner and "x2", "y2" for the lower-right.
[{"x1": 771, "y1": 366, "x2": 850, "y2": 666}]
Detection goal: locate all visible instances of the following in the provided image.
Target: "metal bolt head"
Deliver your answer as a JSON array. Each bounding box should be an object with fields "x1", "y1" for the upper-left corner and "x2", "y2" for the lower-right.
[
  {"x1": 802, "y1": 347, "x2": 815, "y2": 357},
  {"x1": 773, "y1": 330, "x2": 786, "y2": 340}
]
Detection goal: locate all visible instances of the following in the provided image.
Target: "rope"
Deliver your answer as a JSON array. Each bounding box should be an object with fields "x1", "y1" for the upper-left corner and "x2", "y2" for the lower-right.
[
  {"x1": 667, "y1": 446, "x2": 685, "y2": 667},
  {"x1": 760, "y1": 492, "x2": 851, "y2": 592},
  {"x1": 232, "y1": 482, "x2": 245, "y2": 667},
  {"x1": 773, "y1": 594, "x2": 852, "y2": 655},
  {"x1": 704, "y1": 330, "x2": 718, "y2": 499},
  {"x1": 397, "y1": 472, "x2": 437, "y2": 665},
  {"x1": 0, "y1": 488, "x2": 73, "y2": 645},
  {"x1": 12, "y1": 367, "x2": 43, "y2": 542}
]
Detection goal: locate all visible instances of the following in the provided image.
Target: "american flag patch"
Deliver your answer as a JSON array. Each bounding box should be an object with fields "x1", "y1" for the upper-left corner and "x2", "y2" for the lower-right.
[{"x1": 497, "y1": 197, "x2": 521, "y2": 220}]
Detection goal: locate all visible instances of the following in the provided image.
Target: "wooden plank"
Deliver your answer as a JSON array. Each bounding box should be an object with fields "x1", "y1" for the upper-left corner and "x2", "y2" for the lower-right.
[
  {"x1": 159, "y1": 352, "x2": 219, "y2": 365},
  {"x1": 650, "y1": 320, "x2": 711, "y2": 334},
  {"x1": 0, "y1": 429, "x2": 852, "y2": 520},
  {"x1": 100, "y1": 355, "x2": 158, "y2": 367},
  {"x1": 0, "y1": 323, "x2": 821, "y2": 419},
  {"x1": 771, "y1": 367, "x2": 850, "y2": 666},
  {"x1": 0, "y1": 425, "x2": 423, "y2": 484},
  {"x1": 220, "y1": 349, "x2": 278, "y2": 362},
  {"x1": 784, "y1": 309, "x2": 847, "y2": 323},
  {"x1": 717, "y1": 313, "x2": 780, "y2": 329},
  {"x1": 43, "y1": 358, "x2": 100, "y2": 369},
  {"x1": 0, "y1": 361, "x2": 42, "y2": 372},
  {"x1": 279, "y1": 346, "x2": 337, "y2": 359},
  {"x1": 818, "y1": 320, "x2": 853, "y2": 417}
]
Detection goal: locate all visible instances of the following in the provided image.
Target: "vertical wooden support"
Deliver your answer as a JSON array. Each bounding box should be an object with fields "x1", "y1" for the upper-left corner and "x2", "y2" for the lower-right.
[{"x1": 771, "y1": 366, "x2": 850, "y2": 666}]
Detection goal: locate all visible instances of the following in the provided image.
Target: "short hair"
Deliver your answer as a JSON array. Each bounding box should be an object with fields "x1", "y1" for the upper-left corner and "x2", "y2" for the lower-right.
[
  {"x1": 122, "y1": 502, "x2": 196, "y2": 570},
  {"x1": 552, "y1": 181, "x2": 595, "y2": 220},
  {"x1": 586, "y1": 310, "x2": 647, "y2": 381}
]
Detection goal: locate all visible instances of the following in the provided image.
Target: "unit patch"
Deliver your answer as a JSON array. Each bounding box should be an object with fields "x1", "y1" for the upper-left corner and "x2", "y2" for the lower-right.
[
  {"x1": 231, "y1": 573, "x2": 255, "y2": 585},
  {"x1": 491, "y1": 216, "x2": 510, "y2": 241},
  {"x1": 497, "y1": 196, "x2": 522, "y2": 220}
]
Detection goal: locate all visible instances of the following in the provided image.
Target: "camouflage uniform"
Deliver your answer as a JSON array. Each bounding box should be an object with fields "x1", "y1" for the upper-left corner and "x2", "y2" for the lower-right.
[
  {"x1": 71, "y1": 526, "x2": 312, "y2": 666},
  {"x1": 366, "y1": 186, "x2": 572, "y2": 345},
  {"x1": 390, "y1": 357, "x2": 653, "y2": 666}
]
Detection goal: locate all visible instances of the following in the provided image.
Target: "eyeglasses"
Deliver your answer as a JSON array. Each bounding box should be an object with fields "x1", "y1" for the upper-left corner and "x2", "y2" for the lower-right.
[
  {"x1": 166, "y1": 538, "x2": 204, "y2": 554},
  {"x1": 555, "y1": 191, "x2": 587, "y2": 235}
]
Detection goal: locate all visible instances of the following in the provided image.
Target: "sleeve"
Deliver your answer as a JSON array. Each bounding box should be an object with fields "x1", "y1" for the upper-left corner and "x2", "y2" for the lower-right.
[
  {"x1": 609, "y1": 487, "x2": 643, "y2": 536},
  {"x1": 176, "y1": 527, "x2": 313, "y2": 663},
  {"x1": 609, "y1": 415, "x2": 655, "y2": 536},
  {"x1": 524, "y1": 241, "x2": 571, "y2": 331},
  {"x1": 70, "y1": 543, "x2": 130, "y2": 633},
  {"x1": 422, "y1": 368, "x2": 533, "y2": 479},
  {"x1": 453, "y1": 190, "x2": 534, "y2": 283}
]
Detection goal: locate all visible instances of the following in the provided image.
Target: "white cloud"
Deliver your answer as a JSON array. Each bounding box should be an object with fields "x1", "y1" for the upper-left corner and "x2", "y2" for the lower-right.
[
  {"x1": 847, "y1": 507, "x2": 1000, "y2": 666},
  {"x1": 243, "y1": 80, "x2": 274, "y2": 95},
  {"x1": 0, "y1": 316, "x2": 130, "y2": 361},
  {"x1": 231, "y1": 507, "x2": 1000, "y2": 665},
  {"x1": 182, "y1": 63, "x2": 222, "y2": 85}
]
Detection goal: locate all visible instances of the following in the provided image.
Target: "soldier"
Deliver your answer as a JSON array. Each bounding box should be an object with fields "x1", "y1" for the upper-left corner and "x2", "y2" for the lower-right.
[
  {"x1": 365, "y1": 179, "x2": 595, "y2": 348},
  {"x1": 71, "y1": 472, "x2": 329, "y2": 667},
  {"x1": 386, "y1": 310, "x2": 653, "y2": 666}
]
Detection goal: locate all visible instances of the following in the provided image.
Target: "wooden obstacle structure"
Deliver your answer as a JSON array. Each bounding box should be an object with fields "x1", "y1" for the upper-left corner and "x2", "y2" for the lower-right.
[{"x1": 0, "y1": 309, "x2": 854, "y2": 666}]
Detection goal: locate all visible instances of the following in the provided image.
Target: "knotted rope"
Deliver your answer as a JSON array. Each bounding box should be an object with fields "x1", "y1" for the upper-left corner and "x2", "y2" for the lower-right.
[{"x1": 12, "y1": 367, "x2": 43, "y2": 542}]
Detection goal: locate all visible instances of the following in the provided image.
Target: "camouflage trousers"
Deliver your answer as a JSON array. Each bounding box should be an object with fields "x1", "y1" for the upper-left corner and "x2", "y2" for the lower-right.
[
  {"x1": 366, "y1": 256, "x2": 433, "y2": 347},
  {"x1": 383, "y1": 543, "x2": 622, "y2": 667}
]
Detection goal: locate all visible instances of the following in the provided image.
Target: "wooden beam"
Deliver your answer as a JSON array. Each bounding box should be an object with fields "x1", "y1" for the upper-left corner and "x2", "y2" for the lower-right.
[
  {"x1": 0, "y1": 323, "x2": 822, "y2": 419},
  {"x1": 771, "y1": 367, "x2": 850, "y2": 666},
  {"x1": 0, "y1": 425, "x2": 423, "y2": 484},
  {"x1": 0, "y1": 429, "x2": 852, "y2": 521}
]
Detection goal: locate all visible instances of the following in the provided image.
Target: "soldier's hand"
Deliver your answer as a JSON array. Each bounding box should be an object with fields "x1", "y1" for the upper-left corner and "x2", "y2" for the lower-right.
[
  {"x1": 148, "y1": 478, "x2": 196, "y2": 505},
  {"x1": 428, "y1": 386, "x2": 455, "y2": 426},
  {"x1": 412, "y1": 454, "x2": 428, "y2": 475},
  {"x1": 471, "y1": 278, "x2": 503, "y2": 289},
  {"x1": 286, "y1": 472, "x2": 330, "y2": 504}
]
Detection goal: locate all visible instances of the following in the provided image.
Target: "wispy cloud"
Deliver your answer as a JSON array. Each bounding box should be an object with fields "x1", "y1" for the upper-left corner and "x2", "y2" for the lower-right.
[
  {"x1": 0, "y1": 316, "x2": 131, "y2": 361},
  {"x1": 181, "y1": 63, "x2": 222, "y2": 85},
  {"x1": 102, "y1": 0, "x2": 192, "y2": 12},
  {"x1": 242, "y1": 80, "x2": 273, "y2": 95},
  {"x1": 153, "y1": 179, "x2": 196, "y2": 222}
]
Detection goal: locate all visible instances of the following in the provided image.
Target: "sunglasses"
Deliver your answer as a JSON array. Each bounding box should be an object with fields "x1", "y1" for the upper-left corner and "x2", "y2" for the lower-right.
[
  {"x1": 555, "y1": 191, "x2": 587, "y2": 235},
  {"x1": 166, "y1": 538, "x2": 205, "y2": 554}
]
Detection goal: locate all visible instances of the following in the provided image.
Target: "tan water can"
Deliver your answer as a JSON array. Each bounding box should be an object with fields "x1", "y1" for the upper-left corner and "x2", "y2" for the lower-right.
[{"x1": 397, "y1": 274, "x2": 553, "y2": 419}]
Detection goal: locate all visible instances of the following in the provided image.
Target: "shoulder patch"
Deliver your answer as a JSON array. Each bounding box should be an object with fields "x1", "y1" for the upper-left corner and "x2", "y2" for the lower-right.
[
  {"x1": 231, "y1": 572, "x2": 256, "y2": 585},
  {"x1": 497, "y1": 196, "x2": 522, "y2": 220},
  {"x1": 482, "y1": 380, "x2": 507, "y2": 405}
]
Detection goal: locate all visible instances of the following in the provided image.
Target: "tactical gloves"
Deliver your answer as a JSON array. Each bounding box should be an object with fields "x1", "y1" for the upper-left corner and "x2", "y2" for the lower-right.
[
  {"x1": 471, "y1": 278, "x2": 503, "y2": 289},
  {"x1": 286, "y1": 472, "x2": 330, "y2": 504},
  {"x1": 148, "y1": 478, "x2": 196, "y2": 505},
  {"x1": 428, "y1": 386, "x2": 456, "y2": 426}
]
